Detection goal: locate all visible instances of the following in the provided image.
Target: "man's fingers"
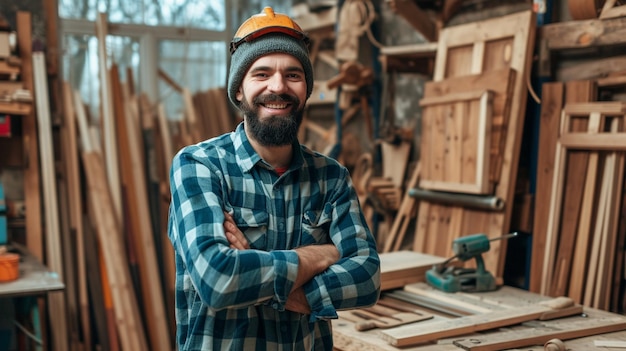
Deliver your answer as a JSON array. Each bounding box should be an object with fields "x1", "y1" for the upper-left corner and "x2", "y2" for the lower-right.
[{"x1": 224, "y1": 212, "x2": 250, "y2": 250}]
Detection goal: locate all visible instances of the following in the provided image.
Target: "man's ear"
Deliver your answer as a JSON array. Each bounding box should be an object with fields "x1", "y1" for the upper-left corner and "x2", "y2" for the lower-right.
[{"x1": 236, "y1": 88, "x2": 243, "y2": 102}]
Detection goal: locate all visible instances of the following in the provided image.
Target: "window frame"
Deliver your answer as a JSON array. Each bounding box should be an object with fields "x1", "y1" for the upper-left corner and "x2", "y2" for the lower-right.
[{"x1": 60, "y1": 14, "x2": 233, "y2": 103}]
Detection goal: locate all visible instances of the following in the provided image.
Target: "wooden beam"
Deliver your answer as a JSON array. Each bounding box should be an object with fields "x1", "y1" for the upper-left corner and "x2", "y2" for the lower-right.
[
  {"x1": 541, "y1": 16, "x2": 626, "y2": 51},
  {"x1": 386, "y1": 0, "x2": 438, "y2": 42}
]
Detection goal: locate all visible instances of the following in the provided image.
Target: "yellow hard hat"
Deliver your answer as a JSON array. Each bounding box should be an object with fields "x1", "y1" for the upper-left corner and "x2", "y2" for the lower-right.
[{"x1": 230, "y1": 7, "x2": 310, "y2": 54}]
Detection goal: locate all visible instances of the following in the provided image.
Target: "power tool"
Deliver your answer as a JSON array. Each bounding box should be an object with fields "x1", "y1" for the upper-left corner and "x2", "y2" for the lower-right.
[{"x1": 425, "y1": 232, "x2": 518, "y2": 292}]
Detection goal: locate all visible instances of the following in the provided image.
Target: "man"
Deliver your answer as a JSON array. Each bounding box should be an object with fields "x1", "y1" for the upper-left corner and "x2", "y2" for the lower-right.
[{"x1": 168, "y1": 6, "x2": 380, "y2": 350}]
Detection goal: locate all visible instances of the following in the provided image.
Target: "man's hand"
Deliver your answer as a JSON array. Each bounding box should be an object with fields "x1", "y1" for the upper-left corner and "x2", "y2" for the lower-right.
[
  {"x1": 224, "y1": 211, "x2": 339, "y2": 315},
  {"x1": 285, "y1": 287, "x2": 311, "y2": 314},
  {"x1": 223, "y1": 211, "x2": 250, "y2": 250}
]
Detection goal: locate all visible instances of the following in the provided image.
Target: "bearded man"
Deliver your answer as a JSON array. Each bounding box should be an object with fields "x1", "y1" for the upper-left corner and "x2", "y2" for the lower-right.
[{"x1": 167, "y1": 7, "x2": 380, "y2": 350}]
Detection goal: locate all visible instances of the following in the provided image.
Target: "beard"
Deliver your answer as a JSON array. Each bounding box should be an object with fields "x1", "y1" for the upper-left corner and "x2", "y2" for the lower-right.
[{"x1": 240, "y1": 93, "x2": 304, "y2": 147}]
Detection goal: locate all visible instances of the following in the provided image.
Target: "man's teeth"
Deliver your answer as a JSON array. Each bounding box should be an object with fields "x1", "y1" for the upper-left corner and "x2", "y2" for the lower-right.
[{"x1": 265, "y1": 103, "x2": 288, "y2": 109}]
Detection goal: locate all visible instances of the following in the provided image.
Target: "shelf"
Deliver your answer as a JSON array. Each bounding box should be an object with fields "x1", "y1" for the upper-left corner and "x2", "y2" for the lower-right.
[
  {"x1": 0, "y1": 101, "x2": 31, "y2": 115},
  {"x1": 379, "y1": 43, "x2": 438, "y2": 75}
]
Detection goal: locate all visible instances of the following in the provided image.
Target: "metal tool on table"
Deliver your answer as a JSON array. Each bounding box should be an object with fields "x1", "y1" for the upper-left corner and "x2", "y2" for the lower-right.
[{"x1": 425, "y1": 232, "x2": 518, "y2": 292}]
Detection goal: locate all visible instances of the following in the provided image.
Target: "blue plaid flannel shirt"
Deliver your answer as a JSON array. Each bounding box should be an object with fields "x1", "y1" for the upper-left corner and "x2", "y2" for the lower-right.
[{"x1": 168, "y1": 122, "x2": 381, "y2": 350}]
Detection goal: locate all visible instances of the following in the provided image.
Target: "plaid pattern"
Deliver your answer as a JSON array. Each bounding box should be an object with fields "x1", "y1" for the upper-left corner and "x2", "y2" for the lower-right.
[{"x1": 168, "y1": 123, "x2": 380, "y2": 350}]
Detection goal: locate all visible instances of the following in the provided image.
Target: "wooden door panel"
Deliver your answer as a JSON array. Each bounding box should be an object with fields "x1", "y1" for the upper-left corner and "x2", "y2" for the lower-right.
[{"x1": 415, "y1": 10, "x2": 536, "y2": 277}]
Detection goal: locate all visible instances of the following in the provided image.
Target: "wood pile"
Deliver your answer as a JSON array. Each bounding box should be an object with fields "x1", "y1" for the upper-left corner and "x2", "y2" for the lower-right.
[
  {"x1": 530, "y1": 77, "x2": 626, "y2": 312},
  {"x1": 50, "y1": 59, "x2": 236, "y2": 350}
]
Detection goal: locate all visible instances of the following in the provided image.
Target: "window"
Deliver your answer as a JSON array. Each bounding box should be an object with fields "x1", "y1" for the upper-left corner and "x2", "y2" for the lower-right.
[{"x1": 59, "y1": 0, "x2": 292, "y2": 122}]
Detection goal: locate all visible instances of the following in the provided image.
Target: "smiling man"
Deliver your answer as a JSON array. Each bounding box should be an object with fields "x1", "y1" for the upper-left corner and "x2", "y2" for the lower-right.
[{"x1": 167, "y1": 7, "x2": 381, "y2": 351}]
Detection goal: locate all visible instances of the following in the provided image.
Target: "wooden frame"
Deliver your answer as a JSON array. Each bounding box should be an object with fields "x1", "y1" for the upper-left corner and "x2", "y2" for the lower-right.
[
  {"x1": 419, "y1": 90, "x2": 493, "y2": 194},
  {"x1": 541, "y1": 102, "x2": 626, "y2": 304}
]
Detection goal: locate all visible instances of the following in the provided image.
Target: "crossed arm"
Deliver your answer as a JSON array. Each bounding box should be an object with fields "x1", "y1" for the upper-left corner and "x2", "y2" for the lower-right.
[{"x1": 223, "y1": 212, "x2": 339, "y2": 314}]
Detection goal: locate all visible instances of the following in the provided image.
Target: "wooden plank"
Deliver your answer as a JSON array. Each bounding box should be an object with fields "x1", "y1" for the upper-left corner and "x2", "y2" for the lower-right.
[
  {"x1": 452, "y1": 309, "x2": 626, "y2": 351},
  {"x1": 75, "y1": 90, "x2": 149, "y2": 350},
  {"x1": 593, "y1": 120, "x2": 623, "y2": 309},
  {"x1": 378, "y1": 251, "x2": 449, "y2": 291},
  {"x1": 592, "y1": 153, "x2": 616, "y2": 309},
  {"x1": 529, "y1": 82, "x2": 563, "y2": 293},
  {"x1": 604, "y1": 151, "x2": 624, "y2": 309},
  {"x1": 380, "y1": 297, "x2": 578, "y2": 347},
  {"x1": 33, "y1": 52, "x2": 69, "y2": 351},
  {"x1": 567, "y1": 115, "x2": 602, "y2": 303},
  {"x1": 0, "y1": 101, "x2": 32, "y2": 115},
  {"x1": 560, "y1": 133, "x2": 626, "y2": 149},
  {"x1": 537, "y1": 80, "x2": 596, "y2": 296},
  {"x1": 382, "y1": 163, "x2": 420, "y2": 253},
  {"x1": 95, "y1": 12, "x2": 122, "y2": 222},
  {"x1": 559, "y1": 56, "x2": 626, "y2": 82},
  {"x1": 403, "y1": 283, "x2": 495, "y2": 314},
  {"x1": 541, "y1": 16, "x2": 626, "y2": 50},
  {"x1": 584, "y1": 149, "x2": 611, "y2": 307},
  {"x1": 17, "y1": 11, "x2": 43, "y2": 262},
  {"x1": 110, "y1": 65, "x2": 172, "y2": 351},
  {"x1": 61, "y1": 81, "x2": 91, "y2": 350}
]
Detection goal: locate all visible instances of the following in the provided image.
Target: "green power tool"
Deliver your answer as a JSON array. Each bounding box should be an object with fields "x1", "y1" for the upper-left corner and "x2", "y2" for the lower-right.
[{"x1": 425, "y1": 232, "x2": 518, "y2": 293}]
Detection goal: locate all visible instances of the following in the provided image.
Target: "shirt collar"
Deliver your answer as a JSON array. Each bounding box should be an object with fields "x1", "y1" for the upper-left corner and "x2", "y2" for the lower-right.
[{"x1": 233, "y1": 122, "x2": 305, "y2": 173}]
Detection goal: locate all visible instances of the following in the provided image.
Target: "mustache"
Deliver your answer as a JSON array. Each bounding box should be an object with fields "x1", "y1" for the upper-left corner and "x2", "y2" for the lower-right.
[{"x1": 254, "y1": 93, "x2": 299, "y2": 105}]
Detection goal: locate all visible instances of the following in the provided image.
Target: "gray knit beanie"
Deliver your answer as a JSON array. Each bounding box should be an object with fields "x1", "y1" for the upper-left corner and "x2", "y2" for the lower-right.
[{"x1": 227, "y1": 32, "x2": 314, "y2": 108}]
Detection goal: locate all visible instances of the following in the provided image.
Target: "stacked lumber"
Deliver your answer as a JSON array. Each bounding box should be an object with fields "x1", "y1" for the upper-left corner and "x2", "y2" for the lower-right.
[
  {"x1": 531, "y1": 79, "x2": 626, "y2": 311},
  {"x1": 54, "y1": 67, "x2": 237, "y2": 349},
  {"x1": 44, "y1": 16, "x2": 237, "y2": 348}
]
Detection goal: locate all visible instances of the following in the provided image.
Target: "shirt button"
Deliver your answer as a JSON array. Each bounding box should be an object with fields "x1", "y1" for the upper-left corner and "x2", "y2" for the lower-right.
[{"x1": 278, "y1": 222, "x2": 285, "y2": 231}]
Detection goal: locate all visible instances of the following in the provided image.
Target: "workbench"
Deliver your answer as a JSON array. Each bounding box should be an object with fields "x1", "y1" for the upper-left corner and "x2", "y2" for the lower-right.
[
  {"x1": 332, "y1": 284, "x2": 626, "y2": 351},
  {"x1": 0, "y1": 244, "x2": 64, "y2": 298}
]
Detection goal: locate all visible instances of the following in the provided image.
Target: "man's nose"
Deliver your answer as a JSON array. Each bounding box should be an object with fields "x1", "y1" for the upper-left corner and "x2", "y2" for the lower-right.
[{"x1": 268, "y1": 73, "x2": 287, "y2": 93}]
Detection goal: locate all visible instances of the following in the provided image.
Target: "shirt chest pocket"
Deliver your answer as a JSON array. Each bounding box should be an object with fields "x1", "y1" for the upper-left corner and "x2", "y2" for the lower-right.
[
  {"x1": 301, "y1": 203, "x2": 333, "y2": 245},
  {"x1": 231, "y1": 207, "x2": 269, "y2": 251}
]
